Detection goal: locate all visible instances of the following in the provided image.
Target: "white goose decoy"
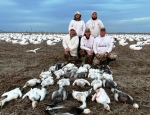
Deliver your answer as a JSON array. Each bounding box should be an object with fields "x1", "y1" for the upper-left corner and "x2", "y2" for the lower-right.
[
  {"x1": 47, "y1": 40, "x2": 56, "y2": 45},
  {"x1": 26, "y1": 48, "x2": 41, "y2": 53},
  {"x1": 92, "y1": 88, "x2": 110, "y2": 111},
  {"x1": 22, "y1": 88, "x2": 40, "y2": 109},
  {"x1": 0, "y1": 88, "x2": 22, "y2": 108},
  {"x1": 91, "y1": 79, "x2": 102, "y2": 90},
  {"x1": 72, "y1": 88, "x2": 92, "y2": 109},
  {"x1": 112, "y1": 89, "x2": 139, "y2": 109},
  {"x1": 72, "y1": 79, "x2": 90, "y2": 88},
  {"x1": 57, "y1": 78, "x2": 70, "y2": 87},
  {"x1": 129, "y1": 44, "x2": 142, "y2": 50},
  {"x1": 22, "y1": 78, "x2": 41, "y2": 89},
  {"x1": 19, "y1": 40, "x2": 29, "y2": 45},
  {"x1": 119, "y1": 39, "x2": 128, "y2": 46}
]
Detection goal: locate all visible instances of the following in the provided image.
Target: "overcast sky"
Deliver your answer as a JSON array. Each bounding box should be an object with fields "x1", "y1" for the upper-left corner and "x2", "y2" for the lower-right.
[{"x1": 0, "y1": 0, "x2": 150, "y2": 33}]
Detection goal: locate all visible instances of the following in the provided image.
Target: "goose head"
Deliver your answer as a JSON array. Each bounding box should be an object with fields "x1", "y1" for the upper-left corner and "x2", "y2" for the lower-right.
[
  {"x1": 83, "y1": 108, "x2": 91, "y2": 114},
  {"x1": 104, "y1": 104, "x2": 110, "y2": 111},
  {"x1": 0, "y1": 100, "x2": 5, "y2": 108},
  {"x1": 32, "y1": 101, "x2": 38, "y2": 109},
  {"x1": 133, "y1": 103, "x2": 139, "y2": 109}
]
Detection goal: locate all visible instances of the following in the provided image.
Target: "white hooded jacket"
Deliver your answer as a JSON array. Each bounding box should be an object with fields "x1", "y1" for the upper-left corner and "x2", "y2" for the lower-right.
[
  {"x1": 86, "y1": 19, "x2": 104, "y2": 38},
  {"x1": 69, "y1": 20, "x2": 85, "y2": 36},
  {"x1": 62, "y1": 33, "x2": 79, "y2": 56}
]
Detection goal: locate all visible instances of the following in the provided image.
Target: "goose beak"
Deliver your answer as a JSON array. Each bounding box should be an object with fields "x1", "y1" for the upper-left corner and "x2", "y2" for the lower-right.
[
  {"x1": 32, "y1": 101, "x2": 37, "y2": 109},
  {"x1": 133, "y1": 103, "x2": 139, "y2": 110},
  {"x1": 105, "y1": 106, "x2": 111, "y2": 111}
]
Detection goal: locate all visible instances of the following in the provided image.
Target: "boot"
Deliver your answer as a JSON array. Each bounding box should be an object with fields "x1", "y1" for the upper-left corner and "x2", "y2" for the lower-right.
[
  {"x1": 64, "y1": 51, "x2": 70, "y2": 64},
  {"x1": 81, "y1": 56, "x2": 86, "y2": 65},
  {"x1": 70, "y1": 56, "x2": 77, "y2": 64},
  {"x1": 86, "y1": 55, "x2": 93, "y2": 64}
]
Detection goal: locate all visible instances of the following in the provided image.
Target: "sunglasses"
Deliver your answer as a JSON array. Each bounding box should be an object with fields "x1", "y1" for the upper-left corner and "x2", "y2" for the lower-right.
[{"x1": 101, "y1": 30, "x2": 105, "y2": 31}]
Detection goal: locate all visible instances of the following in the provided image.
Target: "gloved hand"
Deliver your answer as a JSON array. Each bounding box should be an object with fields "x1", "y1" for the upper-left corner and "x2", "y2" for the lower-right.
[
  {"x1": 96, "y1": 54, "x2": 104, "y2": 60},
  {"x1": 104, "y1": 52, "x2": 108, "y2": 57}
]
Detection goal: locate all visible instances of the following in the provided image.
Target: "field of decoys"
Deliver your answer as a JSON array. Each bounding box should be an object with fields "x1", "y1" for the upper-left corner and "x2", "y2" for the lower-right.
[{"x1": 0, "y1": 32, "x2": 150, "y2": 115}]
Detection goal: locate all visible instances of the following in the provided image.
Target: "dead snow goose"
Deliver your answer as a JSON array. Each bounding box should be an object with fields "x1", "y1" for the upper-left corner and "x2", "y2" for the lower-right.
[
  {"x1": 100, "y1": 65, "x2": 112, "y2": 74},
  {"x1": 38, "y1": 87, "x2": 47, "y2": 101},
  {"x1": 0, "y1": 88, "x2": 22, "y2": 108},
  {"x1": 88, "y1": 72, "x2": 102, "y2": 80},
  {"x1": 92, "y1": 88, "x2": 110, "y2": 111},
  {"x1": 41, "y1": 76, "x2": 54, "y2": 87},
  {"x1": 57, "y1": 78, "x2": 70, "y2": 87},
  {"x1": 76, "y1": 66, "x2": 88, "y2": 73},
  {"x1": 54, "y1": 69, "x2": 65, "y2": 79},
  {"x1": 45, "y1": 105, "x2": 90, "y2": 115},
  {"x1": 101, "y1": 73, "x2": 113, "y2": 81},
  {"x1": 74, "y1": 72, "x2": 88, "y2": 78},
  {"x1": 22, "y1": 88, "x2": 40, "y2": 109},
  {"x1": 72, "y1": 79, "x2": 90, "y2": 88},
  {"x1": 72, "y1": 88, "x2": 92, "y2": 109},
  {"x1": 22, "y1": 78, "x2": 41, "y2": 89},
  {"x1": 55, "y1": 62, "x2": 65, "y2": 70},
  {"x1": 45, "y1": 87, "x2": 68, "y2": 107},
  {"x1": 102, "y1": 79, "x2": 117, "y2": 91},
  {"x1": 112, "y1": 89, "x2": 139, "y2": 109},
  {"x1": 91, "y1": 79, "x2": 102, "y2": 90}
]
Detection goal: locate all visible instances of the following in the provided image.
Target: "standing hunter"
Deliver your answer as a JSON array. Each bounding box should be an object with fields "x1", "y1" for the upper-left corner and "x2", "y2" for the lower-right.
[
  {"x1": 86, "y1": 11, "x2": 104, "y2": 38},
  {"x1": 68, "y1": 11, "x2": 85, "y2": 59}
]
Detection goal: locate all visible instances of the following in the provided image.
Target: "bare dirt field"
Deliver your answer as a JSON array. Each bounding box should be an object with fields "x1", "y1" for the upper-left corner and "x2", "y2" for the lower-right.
[{"x1": 0, "y1": 38, "x2": 150, "y2": 115}]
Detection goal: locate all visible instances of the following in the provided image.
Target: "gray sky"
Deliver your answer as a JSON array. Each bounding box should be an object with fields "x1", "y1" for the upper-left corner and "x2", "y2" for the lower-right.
[{"x1": 0, "y1": 0, "x2": 150, "y2": 33}]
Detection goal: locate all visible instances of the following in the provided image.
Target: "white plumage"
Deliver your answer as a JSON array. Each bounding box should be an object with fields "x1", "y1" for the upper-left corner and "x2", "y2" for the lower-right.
[
  {"x1": 72, "y1": 88, "x2": 92, "y2": 109},
  {"x1": 0, "y1": 88, "x2": 22, "y2": 107},
  {"x1": 76, "y1": 66, "x2": 88, "y2": 73},
  {"x1": 57, "y1": 78, "x2": 70, "y2": 87},
  {"x1": 22, "y1": 78, "x2": 41, "y2": 88},
  {"x1": 72, "y1": 79, "x2": 90, "y2": 88},
  {"x1": 41, "y1": 76, "x2": 54, "y2": 87},
  {"x1": 92, "y1": 88, "x2": 110, "y2": 111},
  {"x1": 91, "y1": 79, "x2": 102, "y2": 90},
  {"x1": 54, "y1": 69, "x2": 65, "y2": 79},
  {"x1": 101, "y1": 73, "x2": 113, "y2": 81},
  {"x1": 22, "y1": 87, "x2": 46, "y2": 109}
]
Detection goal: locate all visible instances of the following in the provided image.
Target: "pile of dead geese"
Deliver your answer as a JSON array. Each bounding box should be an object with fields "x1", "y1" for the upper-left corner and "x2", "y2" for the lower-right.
[{"x1": 0, "y1": 63, "x2": 139, "y2": 115}]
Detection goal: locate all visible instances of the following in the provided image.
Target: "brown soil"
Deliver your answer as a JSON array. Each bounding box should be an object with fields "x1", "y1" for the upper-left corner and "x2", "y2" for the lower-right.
[{"x1": 0, "y1": 38, "x2": 150, "y2": 115}]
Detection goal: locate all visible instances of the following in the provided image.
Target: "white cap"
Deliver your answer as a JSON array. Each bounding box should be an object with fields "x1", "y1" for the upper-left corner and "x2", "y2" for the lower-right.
[
  {"x1": 75, "y1": 11, "x2": 80, "y2": 15},
  {"x1": 92, "y1": 11, "x2": 97, "y2": 14},
  {"x1": 69, "y1": 27, "x2": 76, "y2": 31}
]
